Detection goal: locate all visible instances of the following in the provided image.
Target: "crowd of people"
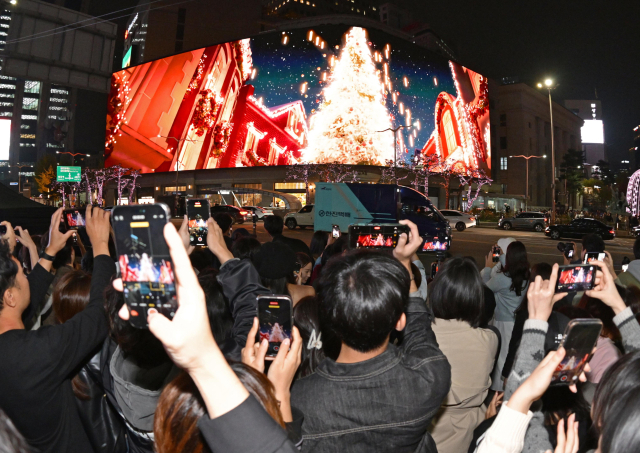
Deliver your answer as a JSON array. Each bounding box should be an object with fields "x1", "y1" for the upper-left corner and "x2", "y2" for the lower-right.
[{"x1": 1, "y1": 205, "x2": 640, "y2": 453}]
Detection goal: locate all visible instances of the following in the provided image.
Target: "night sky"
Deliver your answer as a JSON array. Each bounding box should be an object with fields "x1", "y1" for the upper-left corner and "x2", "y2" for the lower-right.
[
  {"x1": 398, "y1": 0, "x2": 640, "y2": 167},
  {"x1": 249, "y1": 25, "x2": 457, "y2": 164}
]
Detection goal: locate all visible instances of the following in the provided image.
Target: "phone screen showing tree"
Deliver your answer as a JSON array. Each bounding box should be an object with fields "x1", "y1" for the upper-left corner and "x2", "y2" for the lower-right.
[
  {"x1": 113, "y1": 205, "x2": 176, "y2": 328},
  {"x1": 257, "y1": 296, "x2": 293, "y2": 357}
]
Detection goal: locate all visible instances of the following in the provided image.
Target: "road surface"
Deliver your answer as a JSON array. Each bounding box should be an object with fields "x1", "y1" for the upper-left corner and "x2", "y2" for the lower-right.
[{"x1": 236, "y1": 222, "x2": 635, "y2": 271}]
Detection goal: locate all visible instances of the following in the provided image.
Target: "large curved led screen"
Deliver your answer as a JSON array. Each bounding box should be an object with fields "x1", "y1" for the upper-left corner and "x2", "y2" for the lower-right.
[{"x1": 105, "y1": 25, "x2": 490, "y2": 175}]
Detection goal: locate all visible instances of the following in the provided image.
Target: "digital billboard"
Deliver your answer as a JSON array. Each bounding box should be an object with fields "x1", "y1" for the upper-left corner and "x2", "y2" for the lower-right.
[
  {"x1": 105, "y1": 25, "x2": 490, "y2": 175},
  {"x1": 581, "y1": 119, "x2": 604, "y2": 144}
]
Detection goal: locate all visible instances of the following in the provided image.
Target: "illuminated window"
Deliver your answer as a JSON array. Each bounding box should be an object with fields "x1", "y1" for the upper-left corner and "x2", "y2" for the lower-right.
[
  {"x1": 24, "y1": 81, "x2": 40, "y2": 94},
  {"x1": 268, "y1": 138, "x2": 286, "y2": 165},
  {"x1": 244, "y1": 122, "x2": 266, "y2": 155},
  {"x1": 442, "y1": 110, "x2": 457, "y2": 153},
  {"x1": 500, "y1": 157, "x2": 508, "y2": 170}
]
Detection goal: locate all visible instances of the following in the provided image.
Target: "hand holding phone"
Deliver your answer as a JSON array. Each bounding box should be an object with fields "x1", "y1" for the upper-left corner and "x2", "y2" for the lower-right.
[
  {"x1": 112, "y1": 204, "x2": 176, "y2": 328},
  {"x1": 584, "y1": 260, "x2": 628, "y2": 315},
  {"x1": 186, "y1": 199, "x2": 210, "y2": 246},
  {"x1": 556, "y1": 264, "x2": 596, "y2": 292},
  {"x1": 349, "y1": 223, "x2": 410, "y2": 249},
  {"x1": 492, "y1": 245, "x2": 501, "y2": 262},
  {"x1": 256, "y1": 295, "x2": 293, "y2": 358},
  {"x1": 551, "y1": 319, "x2": 602, "y2": 386},
  {"x1": 584, "y1": 252, "x2": 605, "y2": 264}
]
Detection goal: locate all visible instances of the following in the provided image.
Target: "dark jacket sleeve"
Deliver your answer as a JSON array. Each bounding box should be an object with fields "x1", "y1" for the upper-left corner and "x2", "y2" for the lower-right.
[
  {"x1": 402, "y1": 297, "x2": 451, "y2": 392},
  {"x1": 217, "y1": 259, "x2": 271, "y2": 360},
  {"x1": 198, "y1": 395, "x2": 298, "y2": 453},
  {"x1": 22, "y1": 263, "x2": 55, "y2": 326},
  {"x1": 45, "y1": 255, "x2": 115, "y2": 380}
]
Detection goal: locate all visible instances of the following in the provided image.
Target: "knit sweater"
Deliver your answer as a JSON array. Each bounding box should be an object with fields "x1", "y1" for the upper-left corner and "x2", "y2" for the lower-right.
[{"x1": 486, "y1": 309, "x2": 640, "y2": 453}]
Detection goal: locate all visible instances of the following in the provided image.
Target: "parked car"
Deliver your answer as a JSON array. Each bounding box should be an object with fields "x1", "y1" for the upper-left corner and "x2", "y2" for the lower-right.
[
  {"x1": 210, "y1": 205, "x2": 248, "y2": 224},
  {"x1": 545, "y1": 218, "x2": 615, "y2": 240},
  {"x1": 439, "y1": 210, "x2": 476, "y2": 231},
  {"x1": 284, "y1": 205, "x2": 314, "y2": 229},
  {"x1": 498, "y1": 212, "x2": 548, "y2": 232},
  {"x1": 243, "y1": 206, "x2": 274, "y2": 220}
]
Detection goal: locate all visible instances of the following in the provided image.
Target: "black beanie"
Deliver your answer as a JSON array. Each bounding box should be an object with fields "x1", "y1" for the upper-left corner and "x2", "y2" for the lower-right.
[{"x1": 253, "y1": 242, "x2": 297, "y2": 279}]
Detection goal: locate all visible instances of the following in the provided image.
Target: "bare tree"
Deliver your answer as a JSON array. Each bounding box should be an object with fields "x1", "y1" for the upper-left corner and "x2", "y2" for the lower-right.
[
  {"x1": 437, "y1": 162, "x2": 457, "y2": 208},
  {"x1": 379, "y1": 159, "x2": 408, "y2": 185},
  {"x1": 285, "y1": 162, "x2": 317, "y2": 204},
  {"x1": 94, "y1": 169, "x2": 109, "y2": 206},
  {"x1": 127, "y1": 170, "x2": 141, "y2": 204},
  {"x1": 319, "y1": 162, "x2": 359, "y2": 184},
  {"x1": 109, "y1": 165, "x2": 130, "y2": 205}
]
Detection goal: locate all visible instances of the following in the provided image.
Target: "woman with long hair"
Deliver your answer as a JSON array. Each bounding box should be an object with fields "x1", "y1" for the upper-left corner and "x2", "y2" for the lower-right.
[
  {"x1": 481, "y1": 240, "x2": 530, "y2": 390},
  {"x1": 427, "y1": 257, "x2": 499, "y2": 453},
  {"x1": 154, "y1": 364, "x2": 286, "y2": 453}
]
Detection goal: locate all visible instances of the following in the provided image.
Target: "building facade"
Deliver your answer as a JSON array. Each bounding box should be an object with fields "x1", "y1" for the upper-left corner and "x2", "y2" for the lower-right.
[
  {"x1": 123, "y1": 0, "x2": 262, "y2": 68},
  {"x1": 631, "y1": 124, "x2": 640, "y2": 171},
  {"x1": 564, "y1": 99, "x2": 606, "y2": 165},
  {"x1": 489, "y1": 82, "x2": 583, "y2": 210}
]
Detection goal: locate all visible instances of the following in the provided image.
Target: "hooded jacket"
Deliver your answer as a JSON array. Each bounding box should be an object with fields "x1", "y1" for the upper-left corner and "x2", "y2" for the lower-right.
[
  {"x1": 616, "y1": 259, "x2": 640, "y2": 290},
  {"x1": 100, "y1": 338, "x2": 179, "y2": 453}
]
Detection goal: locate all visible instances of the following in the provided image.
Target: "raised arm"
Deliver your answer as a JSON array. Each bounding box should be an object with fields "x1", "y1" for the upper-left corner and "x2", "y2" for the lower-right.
[
  {"x1": 587, "y1": 259, "x2": 640, "y2": 353},
  {"x1": 147, "y1": 223, "x2": 297, "y2": 453},
  {"x1": 49, "y1": 206, "x2": 113, "y2": 379},
  {"x1": 22, "y1": 209, "x2": 75, "y2": 325},
  {"x1": 206, "y1": 218, "x2": 270, "y2": 359}
]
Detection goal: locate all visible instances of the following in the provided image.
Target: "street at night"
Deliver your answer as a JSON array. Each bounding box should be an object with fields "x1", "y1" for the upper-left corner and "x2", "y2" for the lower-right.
[{"x1": 1, "y1": 1, "x2": 640, "y2": 453}]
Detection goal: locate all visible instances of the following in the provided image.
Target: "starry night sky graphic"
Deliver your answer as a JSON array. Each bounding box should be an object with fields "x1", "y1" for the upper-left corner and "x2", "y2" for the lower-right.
[{"x1": 249, "y1": 25, "x2": 458, "y2": 164}]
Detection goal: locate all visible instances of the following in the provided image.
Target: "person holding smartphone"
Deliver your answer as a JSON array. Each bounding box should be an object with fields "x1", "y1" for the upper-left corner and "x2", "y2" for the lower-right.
[
  {"x1": 0, "y1": 207, "x2": 114, "y2": 453},
  {"x1": 615, "y1": 237, "x2": 640, "y2": 291}
]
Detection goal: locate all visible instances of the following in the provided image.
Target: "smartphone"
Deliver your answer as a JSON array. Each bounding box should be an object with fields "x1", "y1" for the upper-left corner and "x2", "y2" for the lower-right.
[
  {"x1": 430, "y1": 261, "x2": 440, "y2": 279},
  {"x1": 556, "y1": 264, "x2": 596, "y2": 293},
  {"x1": 256, "y1": 295, "x2": 293, "y2": 357},
  {"x1": 332, "y1": 224, "x2": 340, "y2": 238},
  {"x1": 492, "y1": 245, "x2": 500, "y2": 262},
  {"x1": 558, "y1": 242, "x2": 574, "y2": 259},
  {"x1": 584, "y1": 252, "x2": 605, "y2": 264},
  {"x1": 422, "y1": 235, "x2": 451, "y2": 252},
  {"x1": 0, "y1": 225, "x2": 5, "y2": 235},
  {"x1": 63, "y1": 209, "x2": 86, "y2": 230},
  {"x1": 622, "y1": 256, "x2": 630, "y2": 272},
  {"x1": 551, "y1": 318, "x2": 602, "y2": 386},
  {"x1": 186, "y1": 199, "x2": 210, "y2": 246},
  {"x1": 348, "y1": 224, "x2": 410, "y2": 249},
  {"x1": 112, "y1": 204, "x2": 177, "y2": 329}
]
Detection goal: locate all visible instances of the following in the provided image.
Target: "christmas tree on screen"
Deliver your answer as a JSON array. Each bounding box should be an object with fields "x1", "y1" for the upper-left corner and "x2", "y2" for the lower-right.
[{"x1": 304, "y1": 27, "x2": 393, "y2": 165}]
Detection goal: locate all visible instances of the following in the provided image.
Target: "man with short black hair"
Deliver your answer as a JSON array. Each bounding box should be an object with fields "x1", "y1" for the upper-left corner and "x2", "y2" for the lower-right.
[
  {"x1": 263, "y1": 215, "x2": 312, "y2": 258},
  {"x1": 291, "y1": 221, "x2": 450, "y2": 452},
  {"x1": 0, "y1": 207, "x2": 114, "y2": 453},
  {"x1": 581, "y1": 233, "x2": 605, "y2": 260}
]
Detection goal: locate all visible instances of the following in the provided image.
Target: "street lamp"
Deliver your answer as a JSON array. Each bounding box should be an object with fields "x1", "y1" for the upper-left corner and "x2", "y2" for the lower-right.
[
  {"x1": 156, "y1": 134, "x2": 202, "y2": 213},
  {"x1": 376, "y1": 122, "x2": 420, "y2": 168},
  {"x1": 56, "y1": 151, "x2": 91, "y2": 165},
  {"x1": 537, "y1": 78, "x2": 557, "y2": 223},
  {"x1": 509, "y1": 154, "x2": 547, "y2": 211}
]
